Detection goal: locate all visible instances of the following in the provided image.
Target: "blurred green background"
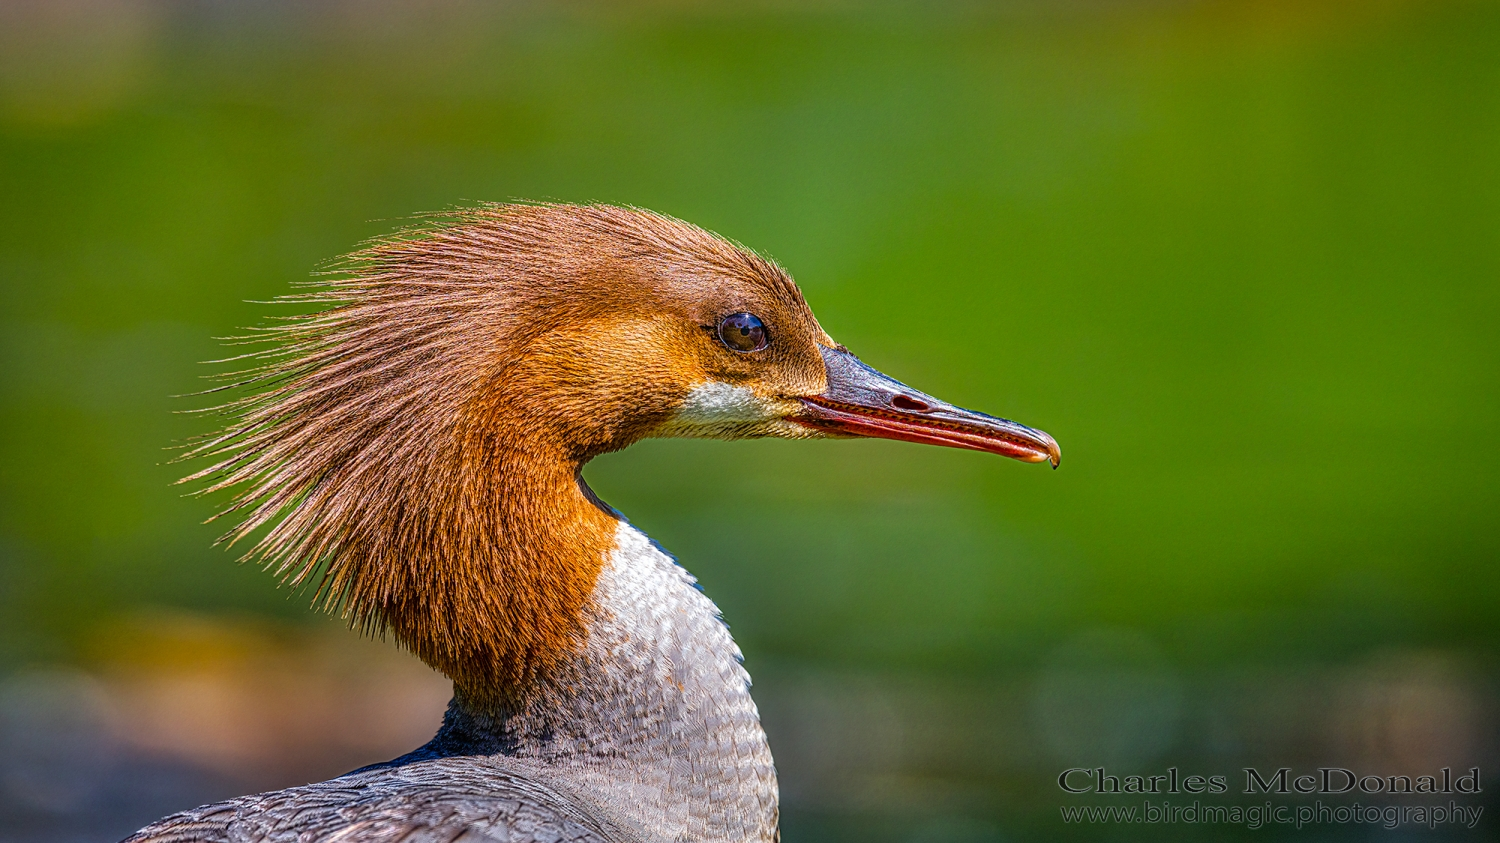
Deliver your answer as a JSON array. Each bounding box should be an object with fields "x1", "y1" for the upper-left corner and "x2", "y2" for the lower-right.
[{"x1": 2, "y1": 0, "x2": 1498, "y2": 841}]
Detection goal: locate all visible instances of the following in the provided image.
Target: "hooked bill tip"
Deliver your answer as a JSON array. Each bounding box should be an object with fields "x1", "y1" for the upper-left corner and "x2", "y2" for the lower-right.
[{"x1": 1016, "y1": 427, "x2": 1061, "y2": 469}]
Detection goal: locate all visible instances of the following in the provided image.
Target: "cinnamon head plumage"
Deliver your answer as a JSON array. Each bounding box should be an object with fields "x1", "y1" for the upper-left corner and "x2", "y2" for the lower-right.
[{"x1": 182, "y1": 205, "x2": 838, "y2": 693}]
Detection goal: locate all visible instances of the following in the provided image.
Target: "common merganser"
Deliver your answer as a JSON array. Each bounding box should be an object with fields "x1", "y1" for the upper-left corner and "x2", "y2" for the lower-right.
[{"x1": 126, "y1": 204, "x2": 1059, "y2": 843}]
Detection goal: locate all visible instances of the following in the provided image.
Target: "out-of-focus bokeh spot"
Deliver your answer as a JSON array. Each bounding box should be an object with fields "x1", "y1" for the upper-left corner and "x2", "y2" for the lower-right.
[
  {"x1": 1, "y1": 0, "x2": 1497, "y2": 840},
  {"x1": 0, "y1": 612, "x2": 448, "y2": 841},
  {"x1": 0, "y1": 0, "x2": 164, "y2": 129}
]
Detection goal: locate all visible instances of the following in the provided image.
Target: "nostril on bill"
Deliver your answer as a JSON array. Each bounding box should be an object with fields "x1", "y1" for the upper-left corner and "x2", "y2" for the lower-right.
[{"x1": 890, "y1": 394, "x2": 931, "y2": 412}]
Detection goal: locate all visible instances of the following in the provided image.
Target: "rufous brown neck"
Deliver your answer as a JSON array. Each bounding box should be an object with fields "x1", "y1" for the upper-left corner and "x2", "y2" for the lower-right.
[{"x1": 357, "y1": 418, "x2": 620, "y2": 700}]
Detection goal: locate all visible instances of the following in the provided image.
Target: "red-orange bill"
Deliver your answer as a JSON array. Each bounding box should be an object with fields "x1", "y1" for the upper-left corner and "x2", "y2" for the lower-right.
[{"x1": 794, "y1": 346, "x2": 1060, "y2": 468}]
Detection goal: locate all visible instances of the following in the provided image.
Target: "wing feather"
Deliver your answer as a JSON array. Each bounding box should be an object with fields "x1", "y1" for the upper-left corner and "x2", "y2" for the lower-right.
[{"x1": 123, "y1": 758, "x2": 635, "y2": 843}]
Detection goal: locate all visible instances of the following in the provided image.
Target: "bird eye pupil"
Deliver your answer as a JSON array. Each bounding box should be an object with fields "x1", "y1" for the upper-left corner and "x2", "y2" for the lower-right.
[{"x1": 718, "y1": 313, "x2": 768, "y2": 352}]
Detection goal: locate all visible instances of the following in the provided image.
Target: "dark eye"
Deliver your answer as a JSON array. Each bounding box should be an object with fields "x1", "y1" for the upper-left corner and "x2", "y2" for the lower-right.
[{"x1": 717, "y1": 312, "x2": 768, "y2": 353}]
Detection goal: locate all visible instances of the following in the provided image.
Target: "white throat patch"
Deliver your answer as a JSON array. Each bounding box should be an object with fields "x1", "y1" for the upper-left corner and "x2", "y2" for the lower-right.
[
  {"x1": 677, "y1": 381, "x2": 770, "y2": 422},
  {"x1": 656, "y1": 381, "x2": 781, "y2": 439}
]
